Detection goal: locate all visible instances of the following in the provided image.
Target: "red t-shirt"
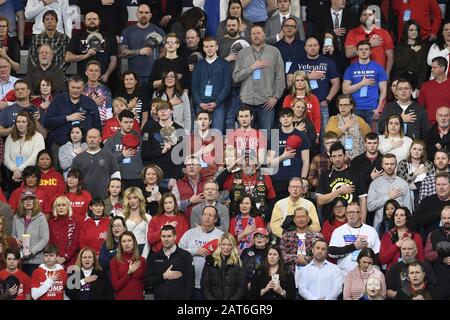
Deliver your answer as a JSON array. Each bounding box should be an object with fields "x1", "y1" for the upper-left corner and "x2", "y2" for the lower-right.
[
  {"x1": 102, "y1": 117, "x2": 141, "y2": 142},
  {"x1": 30, "y1": 266, "x2": 67, "y2": 300},
  {"x1": 283, "y1": 94, "x2": 321, "y2": 134},
  {"x1": 64, "y1": 190, "x2": 92, "y2": 223},
  {"x1": 0, "y1": 269, "x2": 31, "y2": 300},
  {"x1": 345, "y1": 26, "x2": 394, "y2": 68},
  {"x1": 226, "y1": 128, "x2": 267, "y2": 160}
]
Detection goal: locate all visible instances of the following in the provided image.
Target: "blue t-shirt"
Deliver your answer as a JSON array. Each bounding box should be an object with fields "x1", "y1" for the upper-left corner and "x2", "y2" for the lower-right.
[
  {"x1": 0, "y1": 104, "x2": 40, "y2": 128},
  {"x1": 288, "y1": 55, "x2": 339, "y2": 101},
  {"x1": 343, "y1": 60, "x2": 388, "y2": 111},
  {"x1": 271, "y1": 129, "x2": 311, "y2": 181},
  {"x1": 121, "y1": 24, "x2": 165, "y2": 77},
  {"x1": 0, "y1": 0, "x2": 23, "y2": 37},
  {"x1": 274, "y1": 39, "x2": 306, "y2": 73},
  {"x1": 244, "y1": 0, "x2": 267, "y2": 22}
]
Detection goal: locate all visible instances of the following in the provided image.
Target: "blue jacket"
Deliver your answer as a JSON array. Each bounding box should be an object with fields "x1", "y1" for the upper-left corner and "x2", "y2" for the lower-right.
[
  {"x1": 44, "y1": 92, "x2": 102, "y2": 146},
  {"x1": 191, "y1": 57, "x2": 231, "y2": 107}
]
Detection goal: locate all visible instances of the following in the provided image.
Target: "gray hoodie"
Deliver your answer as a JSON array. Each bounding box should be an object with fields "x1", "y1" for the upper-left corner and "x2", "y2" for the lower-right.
[{"x1": 12, "y1": 212, "x2": 49, "y2": 265}]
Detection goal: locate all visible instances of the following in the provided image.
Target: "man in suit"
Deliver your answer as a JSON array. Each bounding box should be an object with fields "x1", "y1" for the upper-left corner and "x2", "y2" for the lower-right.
[
  {"x1": 264, "y1": 0, "x2": 305, "y2": 45},
  {"x1": 314, "y1": 0, "x2": 358, "y2": 51}
]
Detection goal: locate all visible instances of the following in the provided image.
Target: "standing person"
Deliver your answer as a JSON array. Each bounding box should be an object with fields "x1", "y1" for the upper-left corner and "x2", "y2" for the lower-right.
[
  {"x1": 342, "y1": 40, "x2": 388, "y2": 128},
  {"x1": 325, "y1": 94, "x2": 371, "y2": 160},
  {"x1": 427, "y1": 21, "x2": 450, "y2": 77},
  {"x1": 0, "y1": 248, "x2": 31, "y2": 300},
  {"x1": 140, "y1": 164, "x2": 168, "y2": 216},
  {"x1": 118, "y1": 187, "x2": 151, "y2": 257},
  {"x1": 192, "y1": 36, "x2": 231, "y2": 133},
  {"x1": 201, "y1": 233, "x2": 246, "y2": 300},
  {"x1": 344, "y1": 5, "x2": 394, "y2": 76},
  {"x1": 63, "y1": 169, "x2": 92, "y2": 223},
  {"x1": 65, "y1": 12, "x2": 117, "y2": 84},
  {"x1": 379, "y1": 207, "x2": 424, "y2": 271},
  {"x1": 48, "y1": 196, "x2": 80, "y2": 269},
  {"x1": 71, "y1": 128, "x2": 121, "y2": 200},
  {"x1": 58, "y1": 125, "x2": 88, "y2": 180},
  {"x1": 378, "y1": 115, "x2": 414, "y2": 163},
  {"x1": 233, "y1": 25, "x2": 285, "y2": 138},
  {"x1": 418, "y1": 57, "x2": 450, "y2": 125},
  {"x1": 30, "y1": 244, "x2": 67, "y2": 300},
  {"x1": 36, "y1": 149, "x2": 65, "y2": 205},
  {"x1": 44, "y1": 75, "x2": 101, "y2": 165},
  {"x1": 3, "y1": 111, "x2": 45, "y2": 190},
  {"x1": 25, "y1": 0, "x2": 71, "y2": 38},
  {"x1": 379, "y1": 79, "x2": 429, "y2": 140},
  {"x1": 103, "y1": 178, "x2": 123, "y2": 217},
  {"x1": 343, "y1": 248, "x2": 386, "y2": 300},
  {"x1": 120, "y1": 3, "x2": 165, "y2": 88},
  {"x1": 279, "y1": 207, "x2": 324, "y2": 288},
  {"x1": 147, "y1": 192, "x2": 189, "y2": 253},
  {"x1": 229, "y1": 194, "x2": 266, "y2": 252},
  {"x1": 394, "y1": 21, "x2": 429, "y2": 91},
  {"x1": 418, "y1": 150, "x2": 449, "y2": 203},
  {"x1": 250, "y1": 245, "x2": 296, "y2": 300},
  {"x1": 103, "y1": 110, "x2": 143, "y2": 189},
  {"x1": 217, "y1": 0, "x2": 253, "y2": 42},
  {"x1": 424, "y1": 107, "x2": 450, "y2": 161},
  {"x1": 298, "y1": 239, "x2": 344, "y2": 300},
  {"x1": 287, "y1": 37, "x2": 341, "y2": 137},
  {"x1": 367, "y1": 153, "x2": 414, "y2": 231},
  {"x1": 179, "y1": 206, "x2": 224, "y2": 299},
  {"x1": 98, "y1": 216, "x2": 127, "y2": 278},
  {"x1": 329, "y1": 202, "x2": 381, "y2": 276},
  {"x1": 116, "y1": 71, "x2": 150, "y2": 127},
  {"x1": 110, "y1": 232, "x2": 147, "y2": 300},
  {"x1": 321, "y1": 198, "x2": 348, "y2": 244},
  {"x1": 146, "y1": 225, "x2": 195, "y2": 300},
  {"x1": 29, "y1": 10, "x2": 70, "y2": 71},
  {"x1": 65, "y1": 247, "x2": 114, "y2": 300},
  {"x1": 0, "y1": 213, "x2": 18, "y2": 270},
  {"x1": 102, "y1": 97, "x2": 141, "y2": 143},
  {"x1": 155, "y1": 69, "x2": 192, "y2": 131},
  {"x1": 11, "y1": 189, "x2": 49, "y2": 276},
  {"x1": 264, "y1": 0, "x2": 305, "y2": 45},
  {"x1": 79, "y1": 199, "x2": 110, "y2": 256},
  {"x1": 392, "y1": 0, "x2": 441, "y2": 43}
]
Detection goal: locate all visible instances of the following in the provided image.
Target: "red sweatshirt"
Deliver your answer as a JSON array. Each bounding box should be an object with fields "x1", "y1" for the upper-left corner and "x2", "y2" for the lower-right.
[
  {"x1": 102, "y1": 117, "x2": 141, "y2": 142},
  {"x1": 39, "y1": 168, "x2": 65, "y2": 204},
  {"x1": 321, "y1": 219, "x2": 347, "y2": 244},
  {"x1": 49, "y1": 216, "x2": 80, "y2": 268},
  {"x1": 379, "y1": 230, "x2": 424, "y2": 270},
  {"x1": 147, "y1": 214, "x2": 189, "y2": 252},
  {"x1": 392, "y1": 0, "x2": 442, "y2": 42},
  {"x1": 8, "y1": 186, "x2": 51, "y2": 214},
  {"x1": 283, "y1": 94, "x2": 321, "y2": 134},
  {"x1": 0, "y1": 269, "x2": 31, "y2": 300},
  {"x1": 64, "y1": 191, "x2": 92, "y2": 223},
  {"x1": 418, "y1": 79, "x2": 450, "y2": 124},
  {"x1": 79, "y1": 217, "x2": 110, "y2": 255},
  {"x1": 110, "y1": 253, "x2": 147, "y2": 300},
  {"x1": 30, "y1": 264, "x2": 67, "y2": 300}
]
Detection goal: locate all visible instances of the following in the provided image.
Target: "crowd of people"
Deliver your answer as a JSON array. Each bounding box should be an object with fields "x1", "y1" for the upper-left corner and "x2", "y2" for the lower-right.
[{"x1": 0, "y1": 0, "x2": 449, "y2": 301}]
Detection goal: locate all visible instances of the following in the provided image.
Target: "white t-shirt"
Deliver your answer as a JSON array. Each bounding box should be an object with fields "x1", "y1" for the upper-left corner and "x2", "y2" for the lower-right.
[{"x1": 329, "y1": 223, "x2": 380, "y2": 276}]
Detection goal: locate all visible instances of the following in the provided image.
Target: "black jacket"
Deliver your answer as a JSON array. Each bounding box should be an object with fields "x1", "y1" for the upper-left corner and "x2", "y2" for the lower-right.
[
  {"x1": 313, "y1": 7, "x2": 358, "y2": 40},
  {"x1": 240, "y1": 246, "x2": 268, "y2": 283},
  {"x1": 424, "y1": 123, "x2": 450, "y2": 161},
  {"x1": 379, "y1": 101, "x2": 429, "y2": 140},
  {"x1": 350, "y1": 151, "x2": 383, "y2": 191},
  {"x1": 65, "y1": 269, "x2": 114, "y2": 300},
  {"x1": 145, "y1": 246, "x2": 194, "y2": 300},
  {"x1": 201, "y1": 255, "x2": 246, "y2": 300},
  {"x1": 250, "y1": 268, "x2": 296, "y2": 300}
]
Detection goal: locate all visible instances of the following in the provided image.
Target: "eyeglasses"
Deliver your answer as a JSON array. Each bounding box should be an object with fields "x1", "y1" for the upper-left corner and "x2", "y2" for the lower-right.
[
  {"x1": 283, "y1": 24, "x2": 297, "y2": 29},
  {"x1": 254, "y1": 234, "x2": 267, "y2": 239},
  {"x1": 347, "y1": 210, "x2": 361, "y2": 214},
  {"x1": 334, "y1": 204, "x2": 345, "y2": 209},
  {"x1": 165, "y1": 40, "x2": 178, "y2": 45}
]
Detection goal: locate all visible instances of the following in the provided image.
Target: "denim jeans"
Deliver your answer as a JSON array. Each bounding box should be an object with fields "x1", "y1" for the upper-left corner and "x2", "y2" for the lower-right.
[
  {"x1": 355, "y1": 109, "x2": 374, "y2": 127},
  {"x1": 225, "y1": 86, "x2": 241, "y2": 130},
  {"x1": 196, "y1": 102, "x2": 226, "y2": 134}
]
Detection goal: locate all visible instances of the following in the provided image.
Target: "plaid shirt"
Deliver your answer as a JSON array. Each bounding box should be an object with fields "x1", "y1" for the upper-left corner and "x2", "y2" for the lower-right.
[
  {"x1": 280, "y1": 230, "x2": 324, "y2": 273},
  {"x1": 308, "y1": 154, "x2": 331, "y2": 189},
  {"x1": 29, "y1": 31, "x2": 70, "y2": 71}
]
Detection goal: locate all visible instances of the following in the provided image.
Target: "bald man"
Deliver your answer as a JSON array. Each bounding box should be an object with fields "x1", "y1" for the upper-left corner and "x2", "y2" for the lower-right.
[{"x1": 71, "y1": 128, "x2": 120, "y2": 199}]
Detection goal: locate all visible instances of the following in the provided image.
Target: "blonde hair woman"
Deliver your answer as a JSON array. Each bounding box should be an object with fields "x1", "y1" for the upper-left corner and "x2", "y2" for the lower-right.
[
  {"x1": 48, "y1": 196, "x2": 80, "y2": 268},
  {"x1": 283, "y1": 70, "x2": 321, "y2": 136},
  {"x1": 65, "y1": 247, "x2": 114, "y2": 300},
  {"x1": 201, "y1": 233, "x2": 246, "y2": 300},
  {"x1": 118, "y1": 187, "x2": 151, "y2": 257}
]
